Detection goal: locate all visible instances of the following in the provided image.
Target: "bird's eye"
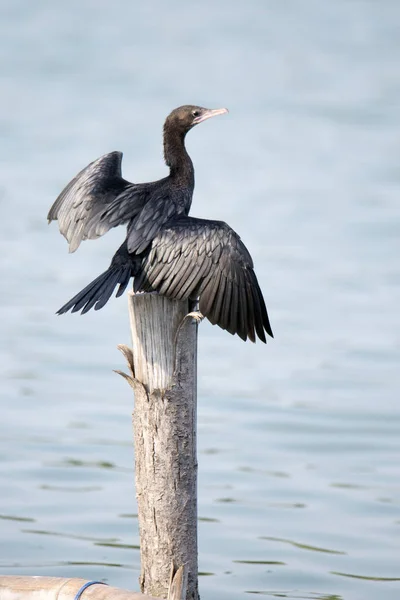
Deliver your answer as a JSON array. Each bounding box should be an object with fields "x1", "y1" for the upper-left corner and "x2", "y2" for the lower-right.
[{"x1": 192, "y1": 110, "x2": 200, "y2": 118}]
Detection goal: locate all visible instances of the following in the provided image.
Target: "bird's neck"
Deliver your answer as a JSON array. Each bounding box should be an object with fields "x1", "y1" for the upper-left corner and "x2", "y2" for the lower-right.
[{"x1": 163, "y1": 126, "x2": 194, "y2": 188}]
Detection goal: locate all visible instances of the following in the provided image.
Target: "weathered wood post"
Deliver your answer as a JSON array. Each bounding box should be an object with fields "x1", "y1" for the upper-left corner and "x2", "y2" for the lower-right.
[{"x1": 117, "y1": 292, "x2": 198, "y2": 600}]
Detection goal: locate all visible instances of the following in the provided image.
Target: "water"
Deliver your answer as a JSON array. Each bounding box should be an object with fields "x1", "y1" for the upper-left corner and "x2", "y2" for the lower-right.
[{"x1": 1, "y1": 1, "x2": 400, "y2": 598}]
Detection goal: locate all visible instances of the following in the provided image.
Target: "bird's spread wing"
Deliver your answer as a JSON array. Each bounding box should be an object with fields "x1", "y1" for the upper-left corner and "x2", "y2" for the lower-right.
[
  {"x1": 48, "y1": 152, "x2": 147, "y2": 253},
  {"x1": 134, "y1": 217, "x2": 273, "y2": 343}
]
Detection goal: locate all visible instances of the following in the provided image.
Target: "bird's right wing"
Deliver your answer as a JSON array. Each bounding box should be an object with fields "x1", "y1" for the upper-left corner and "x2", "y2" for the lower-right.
[
  {"x1": 48, "y1": 152, "x2": 147, "y2": 253},
  {"x1": 134, "y1": 217, "x2": 273, "y2": 343}
]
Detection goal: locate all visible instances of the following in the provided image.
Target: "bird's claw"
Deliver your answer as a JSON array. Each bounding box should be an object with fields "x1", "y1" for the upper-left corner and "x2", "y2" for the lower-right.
[{"x1": 187, "y1": 311, "x2": 204, "y2": 323}]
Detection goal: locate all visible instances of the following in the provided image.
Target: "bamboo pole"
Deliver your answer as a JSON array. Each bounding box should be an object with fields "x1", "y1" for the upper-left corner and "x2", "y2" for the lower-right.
[
  {"x1": 0, "y1": 568, "x2": 186, "y2": 600},
  {"x1": 0, "y1": 576, "x2": 160, "y2": 600},
  {"x1": 117, "y1": 292, "x2": 198, "y2": 600}
]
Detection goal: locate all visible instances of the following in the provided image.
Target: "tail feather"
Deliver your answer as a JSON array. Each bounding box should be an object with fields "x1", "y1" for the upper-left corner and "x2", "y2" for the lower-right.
[
  {"x1": 57, "y1": 265, "x2": 132, "y2": 315},
  {"x1": 92, "y1": 269, "x2": 127, "y2": 311},
  {"x1": 71, "y1": 273, "x2": 110, "y2": 313},
  {"x1": 116, "y1": 276, "x2": 131, "y2": 298}
]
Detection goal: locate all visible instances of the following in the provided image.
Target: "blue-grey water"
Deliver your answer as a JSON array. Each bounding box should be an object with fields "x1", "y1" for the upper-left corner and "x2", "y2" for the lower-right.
[{"x1": 1, "y1": 1, "x2": 400, "y2": 599}]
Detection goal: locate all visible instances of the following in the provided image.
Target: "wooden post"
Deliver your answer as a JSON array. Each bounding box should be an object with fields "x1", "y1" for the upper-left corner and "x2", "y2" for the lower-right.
[{"x1": 117, "y1": 292, "x2": 198, "y2": 600}]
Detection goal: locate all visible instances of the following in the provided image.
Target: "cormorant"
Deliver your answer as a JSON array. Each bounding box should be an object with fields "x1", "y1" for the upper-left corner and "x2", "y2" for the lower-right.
[{"x1": 48, "y1": 105, "x2": 273, "y2": 343}]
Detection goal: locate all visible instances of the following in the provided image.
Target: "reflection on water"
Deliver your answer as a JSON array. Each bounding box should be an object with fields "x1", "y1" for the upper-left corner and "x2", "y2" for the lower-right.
[
  {"x1": 0, "y1": 515, "x2": 35, "y2": 523},
  {"x1": 332, "y1": 572, "x2": 400, "y2": 583},
  {"x1": 234, "y1": 560, "x2": 286, "y2": 566},
  {"x1": 238, "y1": 467, "x2": 291, "y2": 479},
  {"x1": 260, "y1": 538, "x2": 346, "y2": 556},
  {"x1": 21, "y1": 528, "x2": 118, "y2": 544},
  {"x1": 1, "y1": 561, "x2": 130, "y2": 570},
  {"x1": 93, "y1": 542, "x2": 140, "y2": 550},
  {"x1": 39, "y1": 484, "x2": 102, "y2": 492},
  {"x1": 246, "y1": 593, "x2": 342, "y2": 599},
  {"x1": 1, "y1": 0, "x2": 400, "y2": 599},
  {"x1": 267, "y1": 503, "x2": 306, "y2": 509},
  {"x1": 48, "y1": 458, "x2": 131, "y2": 472}
]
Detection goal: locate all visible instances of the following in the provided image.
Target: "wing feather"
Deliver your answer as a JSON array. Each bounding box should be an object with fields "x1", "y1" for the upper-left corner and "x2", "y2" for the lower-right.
[
  {"x1": 48, "y1": 152, "x2": 150, "y2": 252},
  {"x1": 208, "y1": 272, "x2": 226, "y2": 325},
  {"x1": 220, "y1": 276, "x2": 233, "y2": 332},
  {"x1": 244, "y1": 277, "x2": 256, "y2": 343},
  {"x1": 229, "y1": 283, "x2": 240, "y2": 337},
  {"x1": 176, "y1": 254, "x2": 212, "y2": 301},
  {"x1": 126, "y1": 191, "x2": 189, "y2": 255},
  {"x1": 238, "y1": 276, "x2": 249, "y2": 341},
  {"x1": 136, "y1": 216, "x2": 273, "y2": 343}
]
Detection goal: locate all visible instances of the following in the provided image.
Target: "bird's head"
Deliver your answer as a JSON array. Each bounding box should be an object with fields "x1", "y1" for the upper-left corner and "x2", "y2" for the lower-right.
[{"x1": 164, "y1": 105, "x2": 229, "y2": 136}]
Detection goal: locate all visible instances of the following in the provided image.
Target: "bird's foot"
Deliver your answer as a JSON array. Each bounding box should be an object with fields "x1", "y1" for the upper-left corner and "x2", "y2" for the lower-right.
[{"x1": 187, "y1": 310, "x2": 204, "y2": 323}]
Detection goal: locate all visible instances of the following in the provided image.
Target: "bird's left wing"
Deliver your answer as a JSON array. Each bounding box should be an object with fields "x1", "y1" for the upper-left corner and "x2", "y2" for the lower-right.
[
  {"x1": 134, "y1": 216, "x2": 273, "y2": 343},
  {"x1": 48, "y1": 152, "x2": 147, "y2": 252}
]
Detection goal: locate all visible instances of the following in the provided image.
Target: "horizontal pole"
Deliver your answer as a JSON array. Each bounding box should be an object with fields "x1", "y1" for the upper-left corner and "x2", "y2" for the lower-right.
[{"x1": 0, "y1": 576, "x2": 161, "y2": 600}]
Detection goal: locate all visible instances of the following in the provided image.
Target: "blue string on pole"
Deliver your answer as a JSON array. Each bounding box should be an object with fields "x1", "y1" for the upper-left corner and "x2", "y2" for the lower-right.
[{"x1": 73, "y1": 580, "x2": 107, "y2": 600}]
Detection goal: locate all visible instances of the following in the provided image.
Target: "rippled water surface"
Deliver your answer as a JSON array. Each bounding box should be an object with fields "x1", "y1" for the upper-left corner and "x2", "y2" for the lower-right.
[{"x1": 1, "y1": 1, "x2": 400, "y2": 599}]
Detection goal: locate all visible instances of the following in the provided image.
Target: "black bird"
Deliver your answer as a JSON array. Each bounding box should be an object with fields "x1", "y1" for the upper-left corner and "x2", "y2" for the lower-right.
[{"x1": 48, "y1": 105, "x2": 273, "y2": 343}]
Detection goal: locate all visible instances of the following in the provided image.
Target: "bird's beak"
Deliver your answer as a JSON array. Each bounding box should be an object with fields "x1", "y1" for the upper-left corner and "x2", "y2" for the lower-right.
[{"x1": 193, "y1": 107, "x2": 229, "y2": 125}]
